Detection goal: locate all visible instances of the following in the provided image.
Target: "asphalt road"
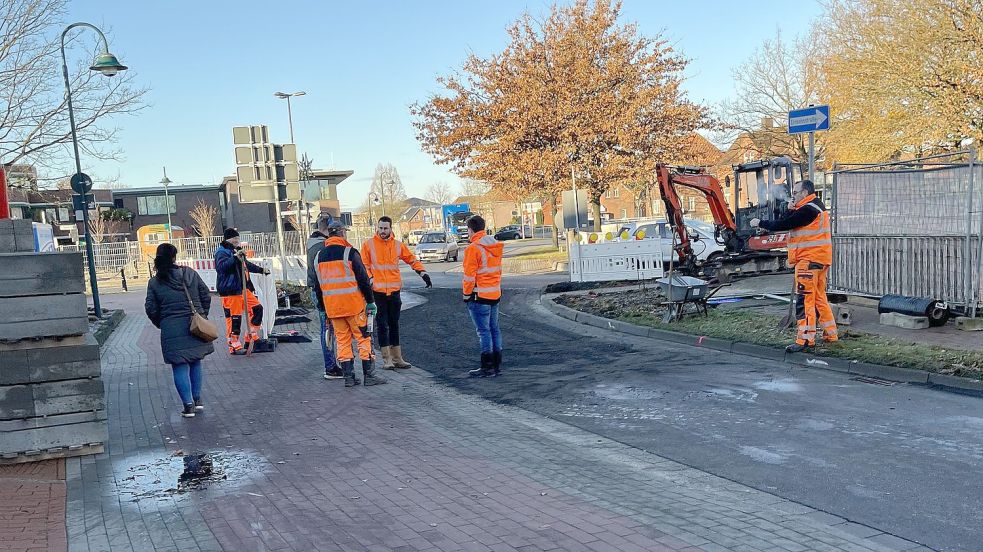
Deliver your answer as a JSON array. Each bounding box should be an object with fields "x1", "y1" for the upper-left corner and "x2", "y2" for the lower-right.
[{"x1": 399, "y1": 276, "x2": 983, "y2": 552}]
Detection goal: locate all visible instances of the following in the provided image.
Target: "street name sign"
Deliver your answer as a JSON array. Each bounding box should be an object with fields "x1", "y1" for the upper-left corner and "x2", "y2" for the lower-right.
[{"x1": 788, "y1": 105, "x2": 830, "y2": 134}]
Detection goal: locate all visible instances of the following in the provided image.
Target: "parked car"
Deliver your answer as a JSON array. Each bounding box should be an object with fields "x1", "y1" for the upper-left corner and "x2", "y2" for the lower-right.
[
  {"x1": 630, "y1": 220, "x2": 725, "y2": 263},
  {"x1": 405, "y1": 230, "x2": 427, "y2": 246},
  {"x1": 494, "y1": 225, "x2": 533, "y2": 240},
  {"x1": 414, "y1": 232, "x2": 460, "y2": 262}
]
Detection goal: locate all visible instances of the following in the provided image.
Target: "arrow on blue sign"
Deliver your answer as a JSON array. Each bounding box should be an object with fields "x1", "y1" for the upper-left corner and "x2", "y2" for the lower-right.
[{"x1": 788, "y1": 105, "x2": 830, "y2": 134}]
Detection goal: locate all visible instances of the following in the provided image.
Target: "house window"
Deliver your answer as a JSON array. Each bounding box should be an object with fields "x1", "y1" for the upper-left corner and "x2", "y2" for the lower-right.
[
  {"x1": 604, "y1": 189, "x2": 612, "y2": 199},
  {"x1": 620, "y1": 208, "x2": 627, "y2": 219},
  {"x1": 58, "y1": 207, "x2": 69, "y2": 221},
  {"x1": 688, "y1": 197, "x2": 696, "y2": 211},
  {"x1": 137, "y1": 195, "x2": 176, "y2": 216},
  {"x1": 613, "y1": 187, "x2": 620, "y2": 198}
]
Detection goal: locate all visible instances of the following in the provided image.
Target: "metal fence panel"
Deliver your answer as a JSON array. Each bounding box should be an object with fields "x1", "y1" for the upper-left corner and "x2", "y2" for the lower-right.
[{"x1": 830, "y1": 153, "x2": 983, "y2": 314}]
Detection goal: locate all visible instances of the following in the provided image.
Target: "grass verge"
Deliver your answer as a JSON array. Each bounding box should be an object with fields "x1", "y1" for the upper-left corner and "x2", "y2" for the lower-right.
[
  {"x1": 556, "y1": 291, "x2": 983, "y2": 380},
  {"x1": 510, "y1": 246, "x2": 566, "y2": 262}
]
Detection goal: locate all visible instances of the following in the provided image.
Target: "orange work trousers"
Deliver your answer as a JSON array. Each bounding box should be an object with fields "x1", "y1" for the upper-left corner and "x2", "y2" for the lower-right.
[
  {"x1": 222, "y1": 291, "x2": 262, "y2": 352},
  {"x1": 794, "y1": 261, "x2": 838, "y2": 346},
  {"x1": 330, "y1": 311, "x2": 372, "y2": 362}
]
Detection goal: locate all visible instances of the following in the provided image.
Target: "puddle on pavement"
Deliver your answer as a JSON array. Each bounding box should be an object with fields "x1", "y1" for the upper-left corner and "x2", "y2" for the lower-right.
[
  {"x1": 113, "y1": 449, "x2": 267, "y2": 506},
  {"x1": 753, "y1": 378, "x2": 802, "y2": 393}
]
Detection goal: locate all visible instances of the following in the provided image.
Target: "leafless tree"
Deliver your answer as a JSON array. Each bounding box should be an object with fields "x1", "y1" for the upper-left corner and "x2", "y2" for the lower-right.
[
  {"x1": 87, "y1": 211, "x2": 119, "y2": 244},
  {"x1": 189, "y1": 198, "x2": 218, "y2": 237},
  {"x1": 459, "y1": 178, "x2": 490, "y2": 199},
  {"x1": 425, "y1": 181, "x2": 454, "y2": 205},
  {"x1": 370, "y1": 163, "x2": 408, "y2": 216},
  {"x1": 719, "y1": 30, "x2": 820, "y2": 171},
  {"x1": 0, "y1": 0, "x2": 147, "y2": 175}
]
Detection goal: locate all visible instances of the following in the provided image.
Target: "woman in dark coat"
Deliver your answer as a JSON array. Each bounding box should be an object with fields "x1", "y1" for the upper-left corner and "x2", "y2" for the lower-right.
[{"x1": 145, "y1": 243, "x2": 214, "y2": 418}]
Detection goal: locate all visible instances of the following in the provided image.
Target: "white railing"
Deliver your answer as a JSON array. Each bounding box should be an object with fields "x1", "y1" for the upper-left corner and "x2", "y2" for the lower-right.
[{"x1": 568, "y1": 238, "x2": 666, "y2": 282}]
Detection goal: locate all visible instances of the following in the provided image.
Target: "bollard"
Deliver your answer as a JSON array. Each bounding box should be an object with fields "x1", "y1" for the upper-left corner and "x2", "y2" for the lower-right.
[{"x1": 120, "y1": 268, "x2": 128, "y2": 291}]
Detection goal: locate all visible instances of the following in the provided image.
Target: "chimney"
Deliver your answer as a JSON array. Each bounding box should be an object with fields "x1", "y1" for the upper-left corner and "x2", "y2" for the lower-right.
[{"x1": 761, "y1": 117, "x2": 774, "y2": 130}]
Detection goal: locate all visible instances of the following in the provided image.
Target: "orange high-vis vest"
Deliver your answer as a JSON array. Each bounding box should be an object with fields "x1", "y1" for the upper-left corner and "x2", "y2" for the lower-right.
[
  {"x1": 361, "y1": 235, "x2": 425, "y2": 294},
  {"x1": 787, "y1": 194, "x2": 832, "y2": 266},
  {"x1": 462, "y1": 231, "x2": 503, "y2": 300},
  {"x1": 317, "y1": 238, "x2": 365, "y2": 318}
]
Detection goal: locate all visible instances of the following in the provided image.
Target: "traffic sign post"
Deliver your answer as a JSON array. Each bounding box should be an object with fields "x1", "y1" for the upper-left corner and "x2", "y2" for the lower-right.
[
  {"x1": 232, "y1": 125, "x2": 296, "y2": 302},
  {"x1": 70, "y1": 172, "x2": 93, "y2": 195},
  {"x1": 788, "y1": 104, "x2": 830, "y2": 183}
]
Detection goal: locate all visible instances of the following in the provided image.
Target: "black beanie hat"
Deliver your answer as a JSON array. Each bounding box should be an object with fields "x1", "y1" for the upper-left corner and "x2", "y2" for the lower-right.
[{"x1": 223, "y1": 228, "x2": 240, "y2": 241}]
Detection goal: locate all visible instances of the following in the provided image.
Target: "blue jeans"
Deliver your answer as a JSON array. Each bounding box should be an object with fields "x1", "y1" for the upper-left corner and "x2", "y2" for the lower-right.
[
  {"x1": 312, "y1": 290, "x2": 338, "y2": 372},
  {"x1": 466, "y1": 302, "x2": 502, "y2": 354},
  {"x1": 172, "y1": 360, "x2": 202, "y2": 406}
]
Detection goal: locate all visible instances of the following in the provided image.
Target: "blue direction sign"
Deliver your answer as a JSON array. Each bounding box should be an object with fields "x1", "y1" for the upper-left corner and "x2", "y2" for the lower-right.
[{"x1": 788, "y1": 105, "x2": 830, "y2": 134}]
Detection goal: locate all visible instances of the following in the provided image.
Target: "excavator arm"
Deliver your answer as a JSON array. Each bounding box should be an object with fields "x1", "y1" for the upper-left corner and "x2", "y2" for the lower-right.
[{"x1": 656, "y1": 164, "x2": 737, "y2": 266}]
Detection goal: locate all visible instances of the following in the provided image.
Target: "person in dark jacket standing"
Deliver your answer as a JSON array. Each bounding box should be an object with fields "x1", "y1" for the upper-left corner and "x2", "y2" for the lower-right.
[
  {"x1": 307, "y1": 215, "x2": 344, "y2": 379},
  {"x1": 214, "y1": 228, "x2": 269, "y2": 354},
  {"x1": 145, "y1": 243, "x2": 215, "y2": 418}
]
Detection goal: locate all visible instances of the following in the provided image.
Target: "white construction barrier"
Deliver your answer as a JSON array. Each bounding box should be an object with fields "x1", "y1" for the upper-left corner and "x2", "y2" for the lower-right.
[
  {"x1": 568, "y1": 238, "x2": 666, "y2": 282},
  {"x1": 177, "y1": 259, "x2": 219, "y2": 291}
]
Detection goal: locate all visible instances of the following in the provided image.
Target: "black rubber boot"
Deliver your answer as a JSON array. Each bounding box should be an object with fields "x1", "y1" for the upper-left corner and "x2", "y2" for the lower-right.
[
  {"x1": 492, "y1": 351, "x2": 502, "y2": 375},
  {"x1": 786, "y1": 343, "x2": 812, "y2": 354},
  {"x1": 342, "y1": 360, "x2": 360, "y2": 387},
  {"x1": 469, "y1": 353, "x2": 496, "y2": 378},
  {"x1": 362, "y1": 358, "x2": 388, "y2": 386}
]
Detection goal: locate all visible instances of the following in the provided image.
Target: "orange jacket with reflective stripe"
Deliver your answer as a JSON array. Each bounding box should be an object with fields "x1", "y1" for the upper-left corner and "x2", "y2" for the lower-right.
[
  {"x1": 787, "y1": 194, "x2": 832, "y2": 265},
  {"x1": 462, "y1": 231, "x2": 504, "y2": 301},
  {"x1": 360, "y1": 234, "x2": 425, "y2": 295},
  {"x1": 317, "y1": 236, "x2": 371, "y2": 318}
]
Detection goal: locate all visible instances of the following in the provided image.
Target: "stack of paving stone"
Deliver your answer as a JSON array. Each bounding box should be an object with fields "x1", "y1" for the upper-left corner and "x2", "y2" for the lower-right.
[{"x1": 0, "y1": 219, "x2": 107, "y2": 464}]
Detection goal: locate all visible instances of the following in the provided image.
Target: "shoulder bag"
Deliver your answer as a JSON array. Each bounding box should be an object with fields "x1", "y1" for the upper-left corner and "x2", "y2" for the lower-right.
[{"x1": 181, "y1": 268, "x2": 219, "y2": 342}]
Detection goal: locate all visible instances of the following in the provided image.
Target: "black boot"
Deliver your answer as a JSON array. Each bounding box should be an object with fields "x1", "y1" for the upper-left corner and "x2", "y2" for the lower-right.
[
  {"x1": 469, "y1": 353, "x2": 496, "y2": 377},
  {"x1": 362, "y1": 358, "x2": 388, "y2": 386},
  {"x1": 492, "y1": 351, "x2": 502, "y2": 375},
  {"x1": 341, "y1": 360, "x2": 360, "y2": 388},
  {"x1": 786, "y1": 343, "x2": 812, "y2": 354}
]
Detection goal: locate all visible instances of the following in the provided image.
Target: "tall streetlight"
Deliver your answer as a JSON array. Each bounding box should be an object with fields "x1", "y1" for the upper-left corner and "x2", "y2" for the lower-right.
[
  {"x1": 273, "y1": 91, "x2": 306, "y2": 144},
  {"x1": 275, "y1": 91, "x2": 306, "y2": 234},
  {"x1": 61, "y1": 22, "x2": 128, "y2": 319},
  {"x1": 159, "y1": 167, "x2": 173, "y2": 241}
]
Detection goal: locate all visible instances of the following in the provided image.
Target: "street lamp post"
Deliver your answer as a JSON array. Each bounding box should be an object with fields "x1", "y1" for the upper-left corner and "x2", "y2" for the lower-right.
[
  {"x1": 275, "y1": 91, "x2": 306, "y2": 234},
  {"x1": 159, "y1": 167, "x2": 173, "y2": 241},
  {"x1": 61, "y1": 22, "x2": 128, "y2": 319},
  {"x1": 273, "y1": 91, "x2": 305, "y2": 144}
]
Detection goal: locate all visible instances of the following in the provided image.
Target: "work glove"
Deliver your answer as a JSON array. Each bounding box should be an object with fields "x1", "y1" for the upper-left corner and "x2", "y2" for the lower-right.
[
  {"x1": 421, "y1": 272, "x2": 432, "y2": 288},
  {"x1": 263, "y1": 268, "x2": 271, "y2": 275},
  {"x1": 463, "y1": 293, "x2": 474, "y2": 303},
  {"x1": 749, "y1": 218, "x2": 761, "y2": 228},
  {"x1": 366, "y1": 302, "x2": 378, "y2": 317}
]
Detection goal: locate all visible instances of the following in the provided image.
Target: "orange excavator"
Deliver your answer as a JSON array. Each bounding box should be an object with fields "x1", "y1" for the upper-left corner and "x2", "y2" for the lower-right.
[{"x1": 656, "y1": 157, "x2": 798, "y2": 281}]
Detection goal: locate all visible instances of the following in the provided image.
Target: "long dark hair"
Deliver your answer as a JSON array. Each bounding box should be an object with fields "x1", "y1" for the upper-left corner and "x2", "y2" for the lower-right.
[{"x1": 153, "y1": 243, "x2": 178, "y2": 281}]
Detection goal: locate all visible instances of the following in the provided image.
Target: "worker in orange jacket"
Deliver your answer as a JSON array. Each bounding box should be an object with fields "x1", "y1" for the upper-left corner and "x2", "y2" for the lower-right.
[
  {"x1": 315, "y1": 221, "x2": 387, "y2": 387},
  {"x1": 751, "y1": 179, "x2": 838, "y2": 353},
  {"x1": 461, "y1": 215, "x2": 504, "y2": 377},
  {"x1": 360, "y1": 216, "x2": 432, "y2": 370}
]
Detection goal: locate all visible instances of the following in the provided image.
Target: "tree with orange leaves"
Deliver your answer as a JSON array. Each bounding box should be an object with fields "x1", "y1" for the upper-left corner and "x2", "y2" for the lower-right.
[{"x1": 411, "y1": 0, "x2": 710, "y2": 230}]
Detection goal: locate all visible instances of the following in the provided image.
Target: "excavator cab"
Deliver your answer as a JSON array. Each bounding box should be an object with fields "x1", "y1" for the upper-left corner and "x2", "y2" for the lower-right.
[{"x1": 729, "y1": 157, "x2": 797, "y2": 243}]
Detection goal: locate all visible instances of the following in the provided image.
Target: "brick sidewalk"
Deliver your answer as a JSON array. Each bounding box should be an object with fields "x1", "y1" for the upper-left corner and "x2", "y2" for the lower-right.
[
  {"x1": 0, "y1": 459, "x2": 68, "y2": 552},
  {"x1": 62, "y1": 296, "x2": 927, "y2": 552}
]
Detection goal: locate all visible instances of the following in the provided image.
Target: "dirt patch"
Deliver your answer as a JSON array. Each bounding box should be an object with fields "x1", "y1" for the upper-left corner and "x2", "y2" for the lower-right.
[{"x1": 556, "y1": 290, "x2": 983, "y2": 379}]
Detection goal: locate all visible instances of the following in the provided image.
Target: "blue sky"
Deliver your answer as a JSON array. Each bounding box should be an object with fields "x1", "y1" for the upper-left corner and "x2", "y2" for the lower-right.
[{"x1": 66, "y1": 1, "x2": 822, "y2": 210}]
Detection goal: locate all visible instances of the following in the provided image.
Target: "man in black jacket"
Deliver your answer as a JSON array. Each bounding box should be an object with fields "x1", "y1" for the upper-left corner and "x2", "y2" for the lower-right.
[{"x1": 214, "y1": 228, "x2": 269, "y2": 354}]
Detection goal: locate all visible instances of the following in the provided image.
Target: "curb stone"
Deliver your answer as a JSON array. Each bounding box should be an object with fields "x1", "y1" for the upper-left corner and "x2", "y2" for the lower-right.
[
  {"x1": 542, "y1": 293, "x2": 983, "y2": 396},
  {"x1": 92, "y1": 309, "x2": 125, "y2": 346}
]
